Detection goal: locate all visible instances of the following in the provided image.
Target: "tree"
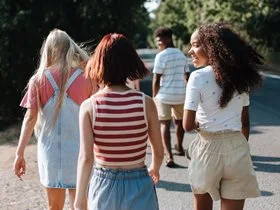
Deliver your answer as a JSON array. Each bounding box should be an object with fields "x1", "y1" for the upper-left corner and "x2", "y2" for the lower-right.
[
  {"x1": 149, "y1": 0, "x2": 189, "y2": 49},
  {"x1": 151, "y1": 0, "x2": 280, "y2": 53},
  {"x1": 245, "y1": 0, "x2": 280, "y2": 51},
  {"x1": 0, "y1": 0, "x2": 150, "y2": 128}
]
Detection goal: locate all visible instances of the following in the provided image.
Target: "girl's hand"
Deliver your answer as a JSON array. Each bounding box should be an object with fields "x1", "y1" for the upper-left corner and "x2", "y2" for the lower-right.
[
  {"x1": 13, "y1": 155, "x2": 26, "y2": 180},
  {"x1": 148, "y1": 167, "x2": 160, "y2": 185}
]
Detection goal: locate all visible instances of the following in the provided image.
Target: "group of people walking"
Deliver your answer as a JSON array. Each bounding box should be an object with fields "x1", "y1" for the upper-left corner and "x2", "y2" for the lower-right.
[{"x1": 13, "y1": 22, "x2": 263, "y2": 210}]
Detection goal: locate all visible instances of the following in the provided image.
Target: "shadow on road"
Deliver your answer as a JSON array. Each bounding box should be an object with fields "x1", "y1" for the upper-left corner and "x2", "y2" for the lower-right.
[
  {"x1": 157, "y1": 180, "x2": 192, "y2": 192},
  {"x1": 252, "y1": 155, "x2": 280, "y2": 162},
  {"x1": 252, "y1": 155, "x2": 280, "y2": 173},
  {"x1": 250, "y1": 129, "x2": 263, "y2": 134},
  {"x1": 168, "y1": 163, "x2": 188, "y2": 169},
  {"x1": 260, "y1": 190, "x2": 274, "y2": 197}
]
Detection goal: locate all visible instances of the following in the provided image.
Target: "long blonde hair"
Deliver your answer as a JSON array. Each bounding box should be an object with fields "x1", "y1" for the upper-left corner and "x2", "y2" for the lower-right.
[{"x1": 30, "y1": 29, "x2": 89, "y2": 132}]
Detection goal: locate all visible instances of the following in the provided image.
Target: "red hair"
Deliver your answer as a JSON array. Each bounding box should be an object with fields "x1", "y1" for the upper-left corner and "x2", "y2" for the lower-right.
[{"x1": 86, "y1": 33, "x2": 149, "y2": 85}]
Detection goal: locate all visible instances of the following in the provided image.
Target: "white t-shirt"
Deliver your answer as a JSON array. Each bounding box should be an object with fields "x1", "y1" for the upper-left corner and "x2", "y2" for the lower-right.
[
  {"x1": 184, "y1": 66, "x2": 250, "y2": 132},
  {"x1": 153, "y1": 48, "x2": 189, "y2": 104}
]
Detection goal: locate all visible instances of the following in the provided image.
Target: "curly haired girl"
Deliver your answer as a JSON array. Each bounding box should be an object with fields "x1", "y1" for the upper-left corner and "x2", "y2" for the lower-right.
[{"x1": 183, "y1": 23, "x2": 263, "y2": 210}]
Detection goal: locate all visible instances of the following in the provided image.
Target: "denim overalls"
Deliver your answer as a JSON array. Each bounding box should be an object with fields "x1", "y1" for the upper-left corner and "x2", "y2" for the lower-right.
[{"x1": 36, "y1": 69, "x2": 82, "y2": 188}]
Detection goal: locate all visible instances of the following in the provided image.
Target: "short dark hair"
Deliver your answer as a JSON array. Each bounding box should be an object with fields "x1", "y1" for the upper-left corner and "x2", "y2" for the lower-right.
[
  {"x1": 154, "y1": 27, "x2": 173, "y2": 38},
  {"x1": 86, "y1": 33, "x2": 149, "y2": 85}
]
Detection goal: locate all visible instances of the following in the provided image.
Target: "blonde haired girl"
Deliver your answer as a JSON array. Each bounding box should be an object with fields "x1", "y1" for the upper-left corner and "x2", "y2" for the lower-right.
[{"x1": 13, "y1": 29, "x2": 98, "y2": 210}]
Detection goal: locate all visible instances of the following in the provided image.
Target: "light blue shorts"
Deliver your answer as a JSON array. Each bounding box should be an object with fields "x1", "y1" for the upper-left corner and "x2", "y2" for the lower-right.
[{"x1": 88, "y1": 167, "x2": 159, "y2": 210}]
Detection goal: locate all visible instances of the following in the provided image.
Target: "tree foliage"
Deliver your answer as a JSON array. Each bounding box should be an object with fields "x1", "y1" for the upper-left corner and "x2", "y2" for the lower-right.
[
  {"x1": 245, "y1": 0, "x2": 280, "y2": 51},
  {"x1": 0, "y1": 0, "x2": 149, "y2": 128},
  {"x1": 150, "y1": 0, "x2": 280, "y2": 52},
  {"x1": 150, "y1": 0, "x2": 188, "y2": 48}
]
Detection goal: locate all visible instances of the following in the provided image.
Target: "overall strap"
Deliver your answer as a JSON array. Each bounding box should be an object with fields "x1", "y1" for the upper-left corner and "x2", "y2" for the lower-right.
[
  {"x1": 65, "y1": 68, "x2": 82, "y2": 90},
  {"x1": 44, "y1": 70, "x2": 59, "y2": 92}
]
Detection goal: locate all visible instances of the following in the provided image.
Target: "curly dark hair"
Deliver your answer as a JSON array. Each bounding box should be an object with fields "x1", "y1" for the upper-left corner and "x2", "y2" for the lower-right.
[{"x1": 197, "y1": 22, "x2": 263, "y2": 107}]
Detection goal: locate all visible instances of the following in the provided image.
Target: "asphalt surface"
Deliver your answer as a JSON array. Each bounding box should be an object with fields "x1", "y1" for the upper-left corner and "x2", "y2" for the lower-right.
[{"x1": 144, "y1": 74, "x2": 280, "y2": 210}]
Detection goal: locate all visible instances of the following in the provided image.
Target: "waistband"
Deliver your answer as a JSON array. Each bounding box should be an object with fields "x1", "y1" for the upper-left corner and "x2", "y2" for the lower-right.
[
  {"x1": 197, "y1": 130, "x2": 242, "y2": 140},
  {"x1": 93, "y1": 166, "x2": 149, "y2": 180}
]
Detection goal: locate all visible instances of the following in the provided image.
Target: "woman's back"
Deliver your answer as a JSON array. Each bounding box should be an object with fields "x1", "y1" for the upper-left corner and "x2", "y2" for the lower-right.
[
  {"x1": 74, "y1": 33, "x2": 163, "y2": 210},
  {"x1": 14, "y1": 29, "x2": 94, "y2": 210},
  {"x1": 92, "y1": 89, "x2": 148, "y2": 167},
  {"x1": 33, "y1": 68, "x2": 91, "y2": 188},
  {"x1": 185, "y1": 66, "x2": 249, "y2": 132},
  {"x1": 20, "y1": 68, "x2": 93, "y2": 109}
]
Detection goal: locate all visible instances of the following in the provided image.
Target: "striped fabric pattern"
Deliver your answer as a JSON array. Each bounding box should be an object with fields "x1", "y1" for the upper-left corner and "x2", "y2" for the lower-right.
[
  {"x1": 153, "y1": 48, "x2": 189, "y2": 104},
  {"x1": 92, "y1": 90, "x2": 148, "y2": 166}
]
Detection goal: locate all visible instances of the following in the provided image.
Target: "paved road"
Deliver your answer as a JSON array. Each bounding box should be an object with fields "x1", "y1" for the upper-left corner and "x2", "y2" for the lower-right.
[{"x1": 144, "y1": 74, "x2": 280, "y2": 210}]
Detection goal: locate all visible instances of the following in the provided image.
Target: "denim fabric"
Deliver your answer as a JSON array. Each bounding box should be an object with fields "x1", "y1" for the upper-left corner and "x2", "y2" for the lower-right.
[
  {"x1": 88, "y1": 167, "x2": 159, "y2": 210},
  {"x1": 36, "y1": 69, "x2": 82, "y2": 188}
]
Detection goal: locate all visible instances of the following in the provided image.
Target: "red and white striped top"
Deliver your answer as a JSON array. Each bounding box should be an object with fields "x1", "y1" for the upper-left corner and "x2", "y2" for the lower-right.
[{"x1": 92, "y1": 90, "x2": 148, "y2": 166}]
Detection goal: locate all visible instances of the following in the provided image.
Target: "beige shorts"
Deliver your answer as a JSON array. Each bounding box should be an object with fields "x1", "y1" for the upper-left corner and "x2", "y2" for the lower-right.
[
  {"x1": 154, "y1": 99, "x2": 184, "y2": 121},
  {"x1": 188, "y1": 131, "x2": 260, "y2": 201}
]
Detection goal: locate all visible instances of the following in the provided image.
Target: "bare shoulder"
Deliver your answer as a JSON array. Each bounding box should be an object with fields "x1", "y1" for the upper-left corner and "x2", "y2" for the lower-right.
[{"x1": 80, "y1": 97, "x2": 93, "y2": 115}]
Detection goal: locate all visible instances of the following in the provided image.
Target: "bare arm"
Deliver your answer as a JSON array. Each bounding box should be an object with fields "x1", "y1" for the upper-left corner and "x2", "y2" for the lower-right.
[
  {"x1": 241, "y1": 106, "x2": 250, "y2": 140},
  {"x1": 145, "y1": 96, "x2": 164, "y2": 184},
  {"x1": 152, "y1": 73, "x2": 161, "y2": 98},
  {"x1": 183, "y1": 110, "x2": 198, "y2": 132},
  {"x1": 74, "y1": 99, "x2": 94, "y2": 210},
  {"x1": 13, "y1": 108, "x2": 38, "y2": 179}
]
